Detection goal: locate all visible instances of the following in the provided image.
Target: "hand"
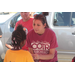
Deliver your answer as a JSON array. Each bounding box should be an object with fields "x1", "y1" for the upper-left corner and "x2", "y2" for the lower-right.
[
  {"x1": 32, "y1": 54, "x2": 39, "y2": 60},
  {"x1": 0, "y1": 35, "x2": 2, "y2": 38}
]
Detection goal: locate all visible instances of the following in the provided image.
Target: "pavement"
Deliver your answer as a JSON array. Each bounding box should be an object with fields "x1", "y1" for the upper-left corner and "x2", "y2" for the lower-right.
[{"x1": 58, "y1": 53, "x2": 75, "y2": 62}]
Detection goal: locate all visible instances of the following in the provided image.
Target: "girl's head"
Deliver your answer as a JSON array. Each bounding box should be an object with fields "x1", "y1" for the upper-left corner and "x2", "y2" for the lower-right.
[
  {"x1": 11, "y1": 25, "x2": 26, "y2": 49},
  {"x1": 33, "y1": 14, "x2": 49, "y2": 34}
]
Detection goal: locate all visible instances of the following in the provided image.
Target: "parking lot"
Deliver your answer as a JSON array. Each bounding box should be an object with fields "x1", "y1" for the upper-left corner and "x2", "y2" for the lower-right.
[{"x1": 58, "y1": 53, "x2": 74, "y2": 62}]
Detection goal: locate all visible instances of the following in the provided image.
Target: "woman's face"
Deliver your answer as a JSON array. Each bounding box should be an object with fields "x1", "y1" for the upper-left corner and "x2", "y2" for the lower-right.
[
  {"x1": 20, "y1": 12, "x2": 30, "y2": 21},
  {"x1": 33, "y1": 19, "x2": 46, "y2": 34}
]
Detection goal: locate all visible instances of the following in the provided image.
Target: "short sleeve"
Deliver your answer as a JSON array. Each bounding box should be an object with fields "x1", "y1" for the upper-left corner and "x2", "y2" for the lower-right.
[
  {"x1": 50, "y1": 33, "x2": 58, "y2": 49},
  {"x1": 26, "y1": 51, "x2": 34, "y2": 62}
]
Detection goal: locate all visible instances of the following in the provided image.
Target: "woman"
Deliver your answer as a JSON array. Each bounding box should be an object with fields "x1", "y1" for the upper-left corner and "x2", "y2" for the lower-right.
[{"x1": 27, "y1": 14, "x2": 58, "y2": 62}]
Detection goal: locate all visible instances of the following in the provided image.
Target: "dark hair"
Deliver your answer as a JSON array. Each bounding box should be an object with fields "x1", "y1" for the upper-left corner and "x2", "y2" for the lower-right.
[
  {"x1": 11, "y1": 25, "x2": 26, "y2": 48},
  {"x1": 42, "y1": 12, "x2": 49, "y2": 16},
  {"x1": 34, "y1": 13, "x2": 49, "y2": 28}
]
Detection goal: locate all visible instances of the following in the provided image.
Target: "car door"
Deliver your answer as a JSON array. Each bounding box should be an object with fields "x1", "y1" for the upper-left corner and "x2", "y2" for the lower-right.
[
  {"x1": 0, "y1": 23, "x2": 5, "y2": 61},
  {"x1": 49, "y1": 12, "x2": 75, "y2": 61}
]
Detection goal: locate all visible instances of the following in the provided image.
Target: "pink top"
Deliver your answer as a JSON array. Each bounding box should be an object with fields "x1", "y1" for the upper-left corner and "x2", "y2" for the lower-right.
[
  {"x1": 27, "y1": 28, "x2": 58, "y2": 62},
  {"x1": 15, "y1": 18, "x2": 33, "y2": 31}
]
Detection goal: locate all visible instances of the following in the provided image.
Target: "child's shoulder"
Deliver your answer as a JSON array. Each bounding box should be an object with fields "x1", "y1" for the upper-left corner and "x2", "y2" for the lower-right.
[
  {"x1": 5, "y1": 49, "x2": 11, "y2": 54},
  {"x1": 21, "y1": 50, "x2": 31, "y2": 55},
  {"x1": 21, "y1": 50, "x2": 30, "y2": 53}
]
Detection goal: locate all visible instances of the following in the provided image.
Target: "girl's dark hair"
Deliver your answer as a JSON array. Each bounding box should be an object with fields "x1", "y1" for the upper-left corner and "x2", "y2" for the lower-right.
[
  {"x1": 11, "y1": 25, "x2": 26, "y2": 48},
  {"x1": 34, "y1": 13, "x2": 49, "y2": 28},
  {"x1": 42, "y1": 12, "x2": 49, "y2": 16}
]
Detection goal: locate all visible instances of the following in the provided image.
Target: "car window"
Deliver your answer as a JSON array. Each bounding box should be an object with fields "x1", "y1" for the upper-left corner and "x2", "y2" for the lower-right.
[
  {"x1": 33, "y1": 12, "x2": 42, "y2": 17},
  {"x1": 34, "y1": 12, "x2": 42, "y2": 14},
  {"x1": 17, "y1": 16, "x2": 22, "y2": 22},
  {"x1": 10, "y1": 14, "x2": 22, "y2": 28},
  {"x1": 71, "y1": 12, "x2": 75, "y2": 26},
  {"x1": 53, "y1": 12, "x2": 71, "y2": 26}
]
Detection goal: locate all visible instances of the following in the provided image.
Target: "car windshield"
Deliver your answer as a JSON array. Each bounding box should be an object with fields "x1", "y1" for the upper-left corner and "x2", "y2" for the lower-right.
[{"x1": 0, "y1": 12, "x2": 15, "y2": 23}]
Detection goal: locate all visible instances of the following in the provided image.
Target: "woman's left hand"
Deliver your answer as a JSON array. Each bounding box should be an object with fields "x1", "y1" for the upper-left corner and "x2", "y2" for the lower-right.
[{"x1": 33, "y1": 54, "x2": 39, "y2": 60}]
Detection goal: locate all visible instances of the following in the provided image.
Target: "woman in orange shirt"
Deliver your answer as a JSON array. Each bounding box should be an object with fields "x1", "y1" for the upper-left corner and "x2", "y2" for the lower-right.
[{"x1": 4, "y1": 25, "x2": 34, "y2": 62}]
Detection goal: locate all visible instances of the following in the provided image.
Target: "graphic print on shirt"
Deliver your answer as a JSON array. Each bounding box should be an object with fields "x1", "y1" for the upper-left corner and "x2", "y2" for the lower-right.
[
  {"x1": 23, "y1": 27, "x2": 28, "y2": 35},
  {"x1": 31, "y1": 41, "x2": 50, "y2": 54}
]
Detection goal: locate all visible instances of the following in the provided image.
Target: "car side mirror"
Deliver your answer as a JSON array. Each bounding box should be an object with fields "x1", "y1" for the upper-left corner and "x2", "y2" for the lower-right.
[
  {"x1": 54, "y1": 19, "x2": 57, "y2": 23},
  {"x1": 10, "y1": 20, "x2": 15, "y2": 28}
]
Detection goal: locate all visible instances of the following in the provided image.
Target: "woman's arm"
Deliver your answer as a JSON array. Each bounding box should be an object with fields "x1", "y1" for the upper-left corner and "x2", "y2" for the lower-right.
[
  {"x1": 28, "y1": 48, "x2": 39, "y2": 60},
  {"x1": 28, "y1": 48, "x2": 34, "y2": 54},
  {"x1": 39, "y1": 48, "x2": 55, "y2": 60},
  {"x1": 34, "y1": 48, "x2": 55, "y2": 60}
]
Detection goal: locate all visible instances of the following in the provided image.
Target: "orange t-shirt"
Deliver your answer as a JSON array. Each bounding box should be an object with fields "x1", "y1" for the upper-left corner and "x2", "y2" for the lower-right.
[{"x1": 4, "y1": 49, "x2": 34, "y2": 62}]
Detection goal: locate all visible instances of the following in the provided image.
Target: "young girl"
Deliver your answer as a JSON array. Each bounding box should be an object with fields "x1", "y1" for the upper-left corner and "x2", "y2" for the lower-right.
[
  {"x1": 26, "y1": 14, "x2": 58, "y2": 62},
  {"x1": 4, "y1": 25, "x2": 34, "y2": 62}
]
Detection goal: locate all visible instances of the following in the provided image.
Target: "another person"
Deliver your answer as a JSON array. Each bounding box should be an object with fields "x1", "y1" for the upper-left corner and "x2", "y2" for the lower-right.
[
  {"x1": 26, "y1": 14, "x2": 58, "y2": 62},
  {"x1": 5, "y1": 12, "x2": 33, "y2": 50},
  {"x1": 4, "y1": 25, "x2": 34, "y2": 62}
]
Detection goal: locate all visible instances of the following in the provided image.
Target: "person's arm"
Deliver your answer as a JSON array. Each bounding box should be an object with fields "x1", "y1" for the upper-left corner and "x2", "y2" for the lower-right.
[
  {"x1": 38, "y1": 48, "x2": 55, "y2": 60},
  {"x1": 28, "y1": 48, "x2": 35, "y2": 59},
  {"x1": 29, "y1": 48, "x2": 34, "y2": 54},
  {"x1": 33, "y1": 48, "x2": 55, "y2": 60},
  {"x1": 5, "y1": 44, "x2": 13, "y2": 49},
  {"x1": 0, "y1": 35, "x2": 2, "y2": 38},
  {"x1": 28, "y1": 47, "x2": 55, "y2": 60},
  {"x1": 5, "y1": 36, "x2": 13, "y2": 49}
]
